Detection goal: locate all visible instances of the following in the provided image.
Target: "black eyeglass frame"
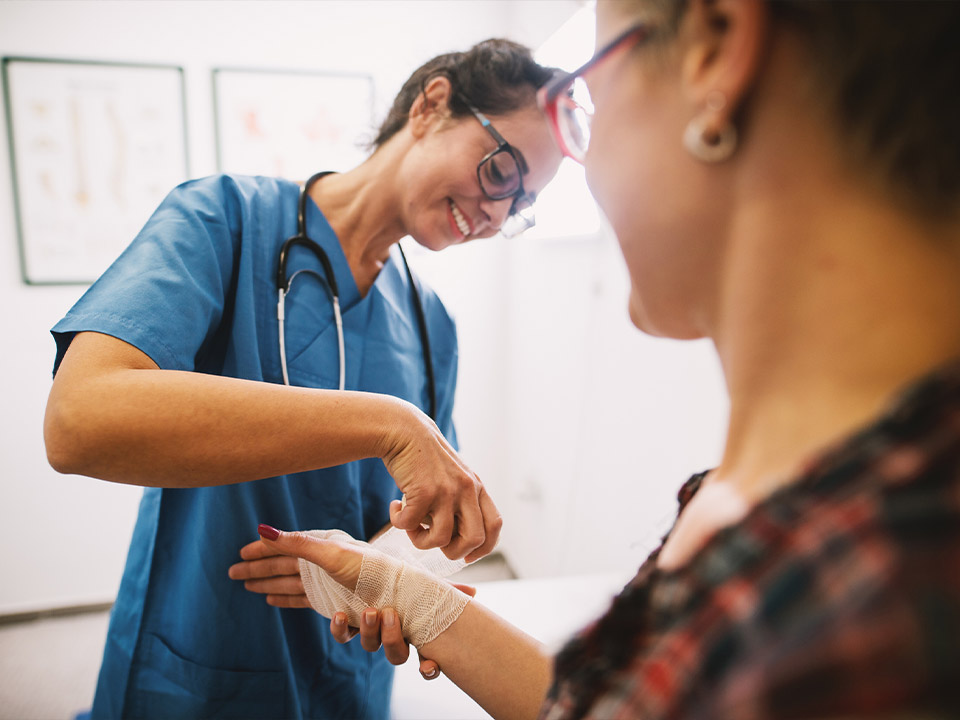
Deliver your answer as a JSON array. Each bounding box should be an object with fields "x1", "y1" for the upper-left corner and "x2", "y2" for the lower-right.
[
  {"x1": 538, "y1": 22, "x2": 650, "y2": 162},
  {"x1": 458, "y1": 95, "x2": 535, "y2": 218}
]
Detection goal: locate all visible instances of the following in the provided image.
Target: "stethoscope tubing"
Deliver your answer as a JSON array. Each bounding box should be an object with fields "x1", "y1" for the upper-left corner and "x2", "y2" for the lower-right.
[
  {"x1": 276, "y1": 172, "x2": 436, "y2": 419},
  {"x1": 277, "y1": 275, "x2": 344, "y2": 390}
]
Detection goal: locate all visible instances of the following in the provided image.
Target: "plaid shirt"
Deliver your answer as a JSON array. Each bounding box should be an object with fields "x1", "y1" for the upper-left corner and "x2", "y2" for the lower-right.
[{"x1": 539, "y1": 360, "x2": 960, "y2": 720}]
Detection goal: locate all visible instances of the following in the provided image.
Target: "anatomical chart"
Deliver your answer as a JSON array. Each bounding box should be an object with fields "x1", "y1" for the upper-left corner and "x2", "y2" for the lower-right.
[
  {"x1": 3, "y1": 58, "x2": 188, "y2": 284},
  {"x1": 212, "y1": 68, "x2": 373, "y2": 182}
]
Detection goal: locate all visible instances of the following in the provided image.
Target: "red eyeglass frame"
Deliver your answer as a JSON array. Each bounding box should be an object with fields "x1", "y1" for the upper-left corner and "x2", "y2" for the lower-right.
[{"x1": 537, "y1": 22, "x2": 650, "y2": 163}]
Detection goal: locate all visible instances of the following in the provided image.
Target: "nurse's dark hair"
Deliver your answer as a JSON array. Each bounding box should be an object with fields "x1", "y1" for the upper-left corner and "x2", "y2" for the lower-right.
[
  {"x1": 633, "y1": 0, "x2": 960, "y2": 216},
  {"x1": 370, "y1": 38, "x2": 555, "y2": 150}
]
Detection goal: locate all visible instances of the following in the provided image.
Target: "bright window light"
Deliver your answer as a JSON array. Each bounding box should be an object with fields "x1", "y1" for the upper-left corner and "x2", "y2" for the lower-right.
[{"x1": 528, "y1": 4, "x2": 600, "y2": 241}]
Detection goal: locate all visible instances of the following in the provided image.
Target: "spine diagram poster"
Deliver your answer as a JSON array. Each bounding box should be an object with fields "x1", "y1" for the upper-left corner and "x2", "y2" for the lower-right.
[
  {"x1": 3, "y1": 58, "x2": 189, "y2": 284},
  {"x1": 213, "y1": 68, "x2": 373, "y2": 182}
]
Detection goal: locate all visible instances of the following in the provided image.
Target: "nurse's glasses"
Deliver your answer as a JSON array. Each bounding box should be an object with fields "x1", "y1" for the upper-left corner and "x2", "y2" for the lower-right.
[
  {"x1": 538, "y1": 23, "x2": 651, "y2": 164},
  {"x1": 460, "y1": 96, "x2": 536, "y2": 238}
]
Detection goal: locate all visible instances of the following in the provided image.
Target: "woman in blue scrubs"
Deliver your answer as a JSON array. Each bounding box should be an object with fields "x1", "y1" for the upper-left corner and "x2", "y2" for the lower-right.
[{"x1": 43, "y1": 39, "x2": 562, "y2": 719}]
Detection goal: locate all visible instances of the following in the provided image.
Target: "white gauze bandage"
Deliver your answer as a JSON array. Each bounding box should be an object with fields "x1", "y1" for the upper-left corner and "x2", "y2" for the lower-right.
[{"x1": 298, "y1": 526, "x2": 470, "y2": 647}]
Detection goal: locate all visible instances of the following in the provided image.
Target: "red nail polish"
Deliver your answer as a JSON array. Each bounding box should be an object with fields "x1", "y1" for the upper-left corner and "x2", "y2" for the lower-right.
[{"x1": 258, "y1": 523, "x2": 281, "y2": 541}]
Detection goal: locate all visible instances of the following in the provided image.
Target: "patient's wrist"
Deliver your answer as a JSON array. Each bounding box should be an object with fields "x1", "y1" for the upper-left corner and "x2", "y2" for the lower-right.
[
  {"x1": 356, "y1": 554, "x2": 470, "y2": 647},
  {"x1": 298, "y1": 529, "x2": 470, "y2": 647}
]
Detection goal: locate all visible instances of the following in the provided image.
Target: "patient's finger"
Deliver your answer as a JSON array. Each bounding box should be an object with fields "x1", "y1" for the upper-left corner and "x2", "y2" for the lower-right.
[
  {"x1": 380, "y1": 608, "x2": 410, "y2": 666},
  {"x1": 264, "y1": 594, "x2": 311, "y2": 609},
  {"x1": 330, "y1": 613, "x2": 357, "y2": 644},
  {"x1": 243, "y1": 576, "x2": 304, "y2": 595},
  {"x1": 265, "y1": 594, "x2": 310, "y2": 609},
  {"x1": 238, "y1": 539, "x2": 283, "y2": 560},
  {"x1": 450, "y1": 582, "x2": 477, "y2": 598},
  {"x1": 359, "y1": 609, "x2": 381, "y2": 653},
  {"x1": 419, "y1": 656, "x2": 441, "y2": 680},
  {"x1": 229, "y1": 554, "x2": 301, "y2": 581},
  {"x1": 258, "y1": 526, "x2": 363, "y2": 591}
]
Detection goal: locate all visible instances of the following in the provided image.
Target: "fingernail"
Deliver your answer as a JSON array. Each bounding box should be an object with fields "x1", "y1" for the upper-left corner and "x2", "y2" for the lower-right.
[
  {"x1": 364, "y1": 610, "x2": 377, "y2": 627},
  {"x1": 382, "y1": 608, "x2": 396, "y2": 628},
  {"x1": 258, "y1": 524, "x2": 281, "y2": 541},
  {"x1": 422, "y1": 668, "x2": 438, "y2": 679},
  {"x1": 334, "y1": 614, "x2": 346, "y2": 627}
]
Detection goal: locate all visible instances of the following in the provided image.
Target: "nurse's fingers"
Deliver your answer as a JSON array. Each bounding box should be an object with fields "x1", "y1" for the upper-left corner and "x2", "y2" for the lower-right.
[
  {"x1": 359, "y1": 609, "x2": 382, "y2": 653},
  {"x1": 391, "y1": 491, "x2": 453, "y2": 547},
  {"x1": 379, "y1": 608, "x2": 411, "y2": 666},
  {"x1": 228, "y1": 554, "x2": 300, "y2": 581},
  {"x1": 465, "y1": 486, "x2": 502, "y2": 563},
  {"x1": 404, "y1": 499, "x2": 456, "y2": 553},
  {"x1": 441, "y1": 498, "x2": 485, "y2": 561}
]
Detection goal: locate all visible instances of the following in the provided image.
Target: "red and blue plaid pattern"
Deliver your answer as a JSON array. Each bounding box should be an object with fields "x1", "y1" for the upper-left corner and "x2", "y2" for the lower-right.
[{"x1": 540, "y1": 360, "x2": 960, "y2": 719}]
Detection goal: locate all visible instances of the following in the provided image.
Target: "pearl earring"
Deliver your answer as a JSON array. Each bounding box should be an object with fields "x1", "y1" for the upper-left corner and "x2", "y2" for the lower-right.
[{"x1": 683, "y1": 91, "x2": 737, "y2": 163}]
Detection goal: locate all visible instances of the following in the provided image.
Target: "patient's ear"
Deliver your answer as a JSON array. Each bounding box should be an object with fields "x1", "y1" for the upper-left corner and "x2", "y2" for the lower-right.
[{"x1": 679, "y1": 0, "x2": 770, "y2": 126}]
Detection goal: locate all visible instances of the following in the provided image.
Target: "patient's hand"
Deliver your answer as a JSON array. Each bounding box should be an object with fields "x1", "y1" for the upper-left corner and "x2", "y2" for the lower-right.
[
  {"x1": 229, "y1": 539, "x2": 309, "y2": 608},
  {"x1": 229, "y1": 528, "x2": 474, "y2": 680},
  {"x1": 228, "y1": 519, "x2": 396, "y2": 608}
]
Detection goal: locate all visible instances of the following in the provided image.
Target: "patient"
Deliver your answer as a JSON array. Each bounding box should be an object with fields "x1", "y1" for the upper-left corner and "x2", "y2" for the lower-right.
[{"x1": 230, "y1": 0, "x2": 960, "y2": 717}]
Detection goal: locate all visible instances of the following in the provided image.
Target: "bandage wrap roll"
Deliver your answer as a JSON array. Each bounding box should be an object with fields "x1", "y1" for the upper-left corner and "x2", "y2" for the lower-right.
[{"x1": 298, "y1": 528, "x2": 470, "y2": 648}]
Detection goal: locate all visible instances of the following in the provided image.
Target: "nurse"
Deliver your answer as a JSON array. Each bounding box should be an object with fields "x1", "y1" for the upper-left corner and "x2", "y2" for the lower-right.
[{"x1": 43, "y1": 39, "x2": 562, "y2": 718}]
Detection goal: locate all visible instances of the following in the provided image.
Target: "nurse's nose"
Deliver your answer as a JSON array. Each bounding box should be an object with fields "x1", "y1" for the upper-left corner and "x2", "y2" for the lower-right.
[{"x1": 479, "y1": 196, "x2": 515, "y2": 234}]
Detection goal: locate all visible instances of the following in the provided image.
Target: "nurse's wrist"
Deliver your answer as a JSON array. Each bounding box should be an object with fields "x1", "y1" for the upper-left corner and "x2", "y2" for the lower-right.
[{"x1": 372, "y1": 394, "x2": 427, "y2": 461}]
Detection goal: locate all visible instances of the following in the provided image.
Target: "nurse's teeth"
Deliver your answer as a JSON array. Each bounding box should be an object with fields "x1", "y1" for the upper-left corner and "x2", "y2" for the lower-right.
[{"x1": 449, "y1": 200, "x2": 470, "y2": 237}]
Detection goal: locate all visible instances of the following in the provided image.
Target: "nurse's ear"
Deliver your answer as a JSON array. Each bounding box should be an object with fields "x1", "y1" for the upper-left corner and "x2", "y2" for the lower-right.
[
  {"x1": 407, "y1": 76, "x2": 455, "y2": 139},
  {"x1": 679, "y1": 0, "x2": 770, "y2": 139}
]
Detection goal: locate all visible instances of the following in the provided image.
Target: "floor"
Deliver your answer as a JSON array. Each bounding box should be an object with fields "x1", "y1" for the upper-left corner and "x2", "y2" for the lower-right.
[{"x1": 0, "y1": 554, "x2": 514, "y2": 720}]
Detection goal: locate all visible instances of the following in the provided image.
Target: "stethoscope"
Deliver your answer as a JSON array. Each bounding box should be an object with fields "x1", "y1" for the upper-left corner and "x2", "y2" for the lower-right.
[{"x1": 276, "y1": 171, "x2": 437, "y2": 420}]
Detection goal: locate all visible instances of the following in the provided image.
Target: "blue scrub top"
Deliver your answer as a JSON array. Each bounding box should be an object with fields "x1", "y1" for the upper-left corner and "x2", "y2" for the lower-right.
[{"x1": 51, "y1": 174, "x2": 460, "y2": 719}]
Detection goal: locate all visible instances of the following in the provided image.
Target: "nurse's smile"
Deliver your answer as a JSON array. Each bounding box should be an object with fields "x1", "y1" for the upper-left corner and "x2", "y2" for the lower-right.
[{"x1": 447, "y1": 198, "x2": 474, "y2": 240}]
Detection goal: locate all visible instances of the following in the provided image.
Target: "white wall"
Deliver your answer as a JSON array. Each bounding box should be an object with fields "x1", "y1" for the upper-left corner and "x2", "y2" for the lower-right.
[
  {"x1": 0, "y1": 0, "x2": 580, "y2": 614},
  {"x1": 500, "y1": 229, "x2": 728, "y2": 576},
  {"x1": 0, "y1": 0, "x2": 729, "y2": 614}
]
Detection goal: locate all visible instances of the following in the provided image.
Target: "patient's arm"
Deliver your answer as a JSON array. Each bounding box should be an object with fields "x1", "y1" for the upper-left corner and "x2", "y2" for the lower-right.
[
  {"x1": 417, "y1": 600, "x2": 554, "y2": 720},
  {"x1": 256, "y1": 526, "x2": 553, "y2": 720}
]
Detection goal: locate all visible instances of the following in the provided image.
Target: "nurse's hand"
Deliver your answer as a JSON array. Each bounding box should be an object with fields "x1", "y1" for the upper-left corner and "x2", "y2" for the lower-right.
[{"x1": 382, "y1": 407, "x2": 502, "y2": 562}]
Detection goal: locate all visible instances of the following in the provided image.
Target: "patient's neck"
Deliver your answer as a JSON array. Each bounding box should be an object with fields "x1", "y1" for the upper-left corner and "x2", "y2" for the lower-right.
[{"x1": 713, "y1": 187, "x2": 960, "y2": 505}]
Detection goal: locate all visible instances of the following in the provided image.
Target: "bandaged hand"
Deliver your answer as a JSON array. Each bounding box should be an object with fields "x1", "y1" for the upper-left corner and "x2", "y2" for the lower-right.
[{"x1": 256, "y1": 524, "x2": 471, "y2": 648}]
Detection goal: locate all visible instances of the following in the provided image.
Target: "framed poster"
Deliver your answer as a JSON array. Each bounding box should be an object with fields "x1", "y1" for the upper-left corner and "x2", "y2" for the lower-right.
[
  {"x1": 213, "y1": 67, "x2": 374, "y2": 181},
  {"x1": 2, "y1": 57, "x2": 189, "y2": 285}
]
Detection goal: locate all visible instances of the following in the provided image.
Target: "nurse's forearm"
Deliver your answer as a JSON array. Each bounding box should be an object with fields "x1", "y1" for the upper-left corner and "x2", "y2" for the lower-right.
[
  {"x1": 418, "y1": 601, "x2": 553, "y2": 720},
  {"x1": 44, "y1": 332, "x2": 422, "y2": 487}
]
